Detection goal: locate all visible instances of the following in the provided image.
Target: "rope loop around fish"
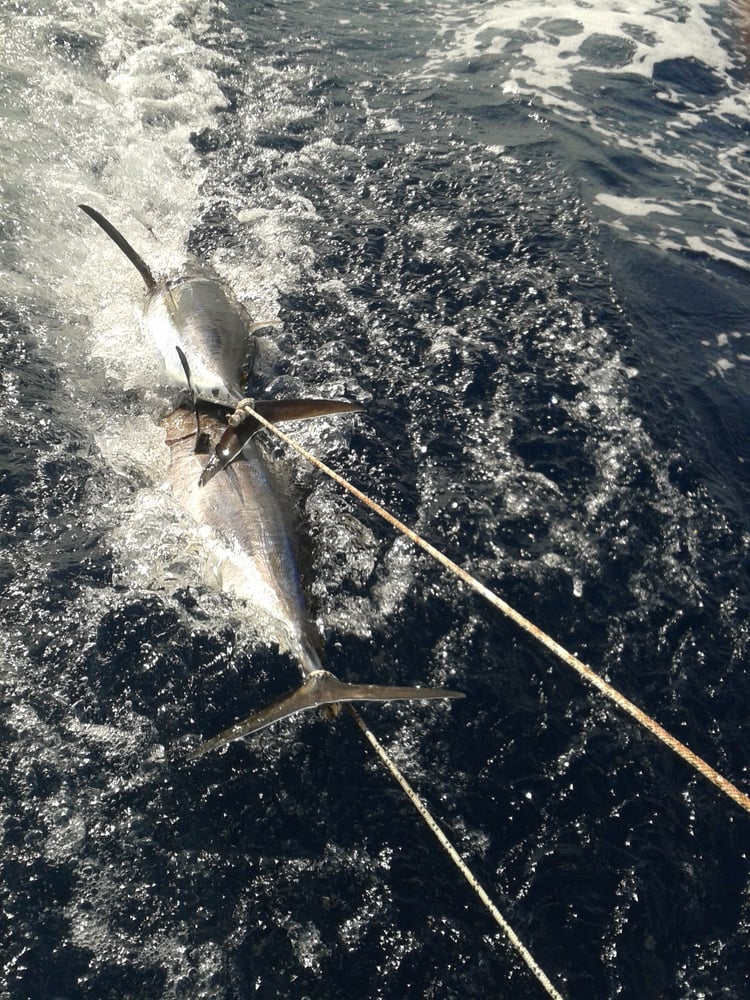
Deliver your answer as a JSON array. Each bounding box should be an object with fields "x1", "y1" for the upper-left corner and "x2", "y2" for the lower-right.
[{"x1": 248, "y1": 406, "x2": 750, "y2": 818}]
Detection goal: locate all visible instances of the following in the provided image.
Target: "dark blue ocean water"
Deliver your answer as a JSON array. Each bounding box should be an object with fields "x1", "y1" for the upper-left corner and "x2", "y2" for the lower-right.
[{"x1": 1, "y1": 1, "x2": 749, "y2": 998}]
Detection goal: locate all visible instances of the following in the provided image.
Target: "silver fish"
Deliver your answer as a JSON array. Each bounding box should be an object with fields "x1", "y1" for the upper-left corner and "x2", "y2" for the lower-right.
[
  {"x1": 80, "y1": 204, "x2": 260, "y2": 405},
  {"x1": 163, "y1": 407, "x2": 464, "y2": 755}
]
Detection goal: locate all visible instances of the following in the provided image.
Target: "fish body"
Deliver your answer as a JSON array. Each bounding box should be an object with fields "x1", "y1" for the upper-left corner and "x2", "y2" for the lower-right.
[
  {"x1": 79, "y1": 203, "x2": 462, "y2": 749},
  {"x1": 163, "y1": 405, "x2": 463, "y2": 753},
  {"x1": 164, "y1": 407, "x2": 321, "y2": 673},
  {"x1": 146, "y1": 269, "x2": 253, "y2": 405},
  {"x1": 80, "y1": 205, "x2": 253, "y2": 404}
]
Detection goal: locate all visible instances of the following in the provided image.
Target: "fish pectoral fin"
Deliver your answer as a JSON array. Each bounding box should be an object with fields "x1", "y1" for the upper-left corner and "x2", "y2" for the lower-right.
[
  {"x1": 198, "y1": 398, "x2": 364, "y2": 487},
  {"x1": 173, "y1": 347, "x2": 211, "y2": 451},
  {"x1": 223, "y1": 463, "x2": 245, "y2": 502},
  {"x1": 188, "y1": 669, "x2": 464, "y2": 758},
  {"x1": 253, "y1": 398, "x2": 365, "y2": 423}
]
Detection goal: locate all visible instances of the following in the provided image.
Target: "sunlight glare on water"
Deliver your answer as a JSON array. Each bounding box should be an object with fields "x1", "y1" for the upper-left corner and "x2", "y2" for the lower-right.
[{"x1": 0, "y1": 0, "x2": 749, "y2": 997}]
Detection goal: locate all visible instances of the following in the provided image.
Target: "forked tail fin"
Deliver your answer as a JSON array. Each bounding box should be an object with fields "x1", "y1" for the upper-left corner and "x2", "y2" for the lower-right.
[
  {"x1": 188, "y1": 669, "x2": 464, "y2": 758},
  {"x1": 79, "y1": 203, "x2": 157, "y2": 291}
]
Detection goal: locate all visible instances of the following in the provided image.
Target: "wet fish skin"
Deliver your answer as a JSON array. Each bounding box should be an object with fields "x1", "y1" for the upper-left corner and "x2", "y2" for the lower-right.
[
  {"x1": 164, "y1": 407, "x2": 322, "y2": 674},
  {"x1": 79, "y1": 204, "x2": 255, "y2": 405},
  {"x1": 146, "y1": 268, "x2": 255, "y2": 406},
  {"x1": 164, "y1": 405, "x2": 464, "y2": 752}
]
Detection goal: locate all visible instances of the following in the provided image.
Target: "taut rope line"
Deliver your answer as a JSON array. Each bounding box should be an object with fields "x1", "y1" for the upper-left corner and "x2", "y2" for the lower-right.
[
  {"x1": 346, "y1": 705, "x2": 564, "y2": 1000},
  {"x1": 227, "y1": 406, "x2": 564, "y2": 996},
  {"x1": 246, "y1": 406, "x2": 750, "y2": 817}
]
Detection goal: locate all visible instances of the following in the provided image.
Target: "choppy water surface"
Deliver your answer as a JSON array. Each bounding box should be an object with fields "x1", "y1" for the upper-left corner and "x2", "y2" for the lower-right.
[{"x1": 1, "y1": 1, "x2": 749, "y2": 997}]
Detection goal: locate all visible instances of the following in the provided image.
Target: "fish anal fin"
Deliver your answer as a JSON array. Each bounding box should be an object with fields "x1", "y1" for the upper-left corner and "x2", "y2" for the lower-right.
[{"x1": 188, "y1": 669, "x2": 463, "y2": 758}]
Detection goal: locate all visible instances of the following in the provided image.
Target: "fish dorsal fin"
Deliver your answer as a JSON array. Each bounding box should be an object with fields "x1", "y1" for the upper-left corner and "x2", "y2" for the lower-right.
[
  {"x1": 79, "y1": 204, "x2": 157, "y2": 292},
  {"x1": 198, "y1": 398, "x2": 364, "y2": 487},
  {"x1": 188, "y1": 669, "x2": 464, "y2": 757}
]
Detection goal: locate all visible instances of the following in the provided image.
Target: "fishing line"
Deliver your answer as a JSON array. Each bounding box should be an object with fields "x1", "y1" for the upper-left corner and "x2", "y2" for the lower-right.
[
  {"x1": 244, "y1": 403, "x2": 750, "y2": 817},
  {"x1": 346, "y1": 705, "x2": 564, "y2": 1000},
  {"x1": 221, "y1": 401, "x2": 563, "y2": 994}
]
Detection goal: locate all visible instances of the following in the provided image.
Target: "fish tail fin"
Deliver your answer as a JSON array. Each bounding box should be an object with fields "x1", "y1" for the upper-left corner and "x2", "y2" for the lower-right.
[
  {"x1": 187, "y1": 669, "x2": 463, "y2": 758},
  {"x1": 78, "y1": 204, "x2": 157, "y2": 291}
]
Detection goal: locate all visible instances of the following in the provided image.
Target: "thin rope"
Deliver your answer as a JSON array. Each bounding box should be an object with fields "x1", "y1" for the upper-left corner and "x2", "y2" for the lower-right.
[
  {"x1": 346, "y1": 705, "x2": 565, "y2": 1000},
  {"x1": 246, "y1": 406, "x2": 750, "y2": 817}
]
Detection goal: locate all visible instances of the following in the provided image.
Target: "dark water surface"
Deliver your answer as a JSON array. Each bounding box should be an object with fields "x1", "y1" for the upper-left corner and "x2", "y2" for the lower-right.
[{"x1": 1, "y1": 1, "x2": 749, "y2": 997}]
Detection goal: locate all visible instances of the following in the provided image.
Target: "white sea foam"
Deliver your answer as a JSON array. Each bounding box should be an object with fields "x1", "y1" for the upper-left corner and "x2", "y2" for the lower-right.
[
  {"x1": 421, "y1": 0, "x2": 750, "y2": 269},
  {"x1": 594, "y1": 194, "x2": 682, "y2": 217},
  {"x1": 0, "y1": 0, "x2": 233, "y2": 392},
  {"x1": 423, "y1": 0, "x2": 741, "y2": 98}
]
